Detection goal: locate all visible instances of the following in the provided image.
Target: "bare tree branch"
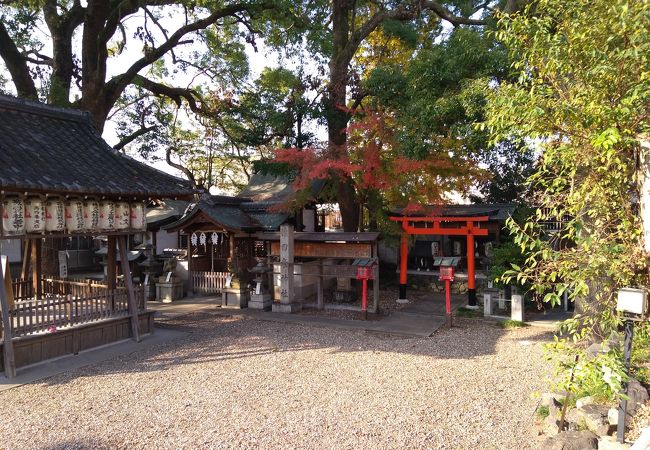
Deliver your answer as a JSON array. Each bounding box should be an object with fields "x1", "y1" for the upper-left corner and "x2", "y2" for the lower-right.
[
  {"x1": 114, "y1": 124, "x2": 159, "y2": 151},
  {"x1": 133, "y1": 74, "x2": 203, "y2": 113},
  {"x1": 104, "y1": 2, "x2": 272, "y2": 108},
  {"x1": 0, "y1": 22, "x2": 38, "y2": 99}
]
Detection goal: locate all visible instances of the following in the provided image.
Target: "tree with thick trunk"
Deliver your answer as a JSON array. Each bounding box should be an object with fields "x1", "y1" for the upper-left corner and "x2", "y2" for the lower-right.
[
  {"x1": 324, "y1": 0, "x2": 519, "y2": 231},
  {"x1": 0, "y1": 0, "x2": 284, "y2": 134}
]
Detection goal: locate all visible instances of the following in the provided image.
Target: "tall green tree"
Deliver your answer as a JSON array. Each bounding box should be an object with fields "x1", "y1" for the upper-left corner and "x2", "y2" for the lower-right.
[
  {"x1": 0, "y1": 1, "x2": 301, "y2": 139},
  {"x1": 487, "y1": 0, "x2": 650, "y2": 338}
]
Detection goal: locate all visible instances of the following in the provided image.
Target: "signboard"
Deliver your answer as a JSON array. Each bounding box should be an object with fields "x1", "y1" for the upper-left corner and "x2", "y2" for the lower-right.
[
  {"x1": 270, "y1": 241, "x2": 372, "y2": 259},
  {"x1": 58, "y1": 250, "x2": 68, "y2": 279}
]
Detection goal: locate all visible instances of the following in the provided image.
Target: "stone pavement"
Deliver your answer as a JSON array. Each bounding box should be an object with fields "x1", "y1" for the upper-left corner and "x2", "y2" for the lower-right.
[{"x1": 149, "y1": 292, "x2": 467, "y2": 338}]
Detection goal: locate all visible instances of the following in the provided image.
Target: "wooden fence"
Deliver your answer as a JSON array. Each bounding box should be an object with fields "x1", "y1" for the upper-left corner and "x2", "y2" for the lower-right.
[
  {"x1": 192, "y1": 271, "x2": 229, "y2": 294},
  {"x1": 4, "y1": 278, "x2": 145, "y2": 338}
]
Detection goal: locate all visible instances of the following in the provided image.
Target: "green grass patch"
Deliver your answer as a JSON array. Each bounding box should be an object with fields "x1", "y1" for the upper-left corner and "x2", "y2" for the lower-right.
[
  {"x1": 456, "y1": 307, "x2": 481, "y2": 318},
  {"x1": 497, "y1": 319, "x2": 529, "y2": 329},
  {"x1": 535, "y1": 405, "x2": 550, "y2": 420}
]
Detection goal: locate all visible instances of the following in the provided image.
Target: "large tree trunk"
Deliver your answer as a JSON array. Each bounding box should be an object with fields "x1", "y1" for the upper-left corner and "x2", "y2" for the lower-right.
[{"x1": 327, "y1": 0, "x2": 360, "y2": 232}]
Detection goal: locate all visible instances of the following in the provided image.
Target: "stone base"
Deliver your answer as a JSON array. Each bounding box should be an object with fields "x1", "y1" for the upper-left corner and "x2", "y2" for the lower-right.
[
  {"x1": 249, "y1": 293, "x2": 272, "y2": 311},
  {"x1": 396, "y1": 298, "x2": 410, "y2": 304},
  {"x1": 156, "y1": 281, "x2": 184, "y2": 303},
  {"x1": 221, "y1": 288, "x2": 249, "y2": 309},
  {"x1": 464, "y1": 304, "x2": 479, "y2": 310},
  {"x1": 272, "y1": 302, "x2": 302, "y2": 313}
]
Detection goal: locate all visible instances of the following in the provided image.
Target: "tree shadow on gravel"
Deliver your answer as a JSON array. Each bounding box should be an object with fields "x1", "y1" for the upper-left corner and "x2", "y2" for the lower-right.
[{"x1": 31, "y1": 311, "x2": 555, "y2": 387}]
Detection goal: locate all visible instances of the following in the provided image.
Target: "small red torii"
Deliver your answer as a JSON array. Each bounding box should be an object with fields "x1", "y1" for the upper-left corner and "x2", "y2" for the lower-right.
[{"x1": 389, "y1": 215, "x2": 489, "y2": 308}]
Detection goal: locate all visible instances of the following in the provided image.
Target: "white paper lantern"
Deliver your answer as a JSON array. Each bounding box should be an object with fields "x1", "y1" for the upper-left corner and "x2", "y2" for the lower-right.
[
  {"x1": 83, "y1": 200, "x2": 99, "y2": 231},
  {"x1": 65, "y1": 199, "x2": 85, "y2": 233},
  {"x1": 99, "y1": 201, "x2": 115, "y2": 230},
  {"x1": 115, "y1": 202, "x2": 130, "y2": 230},
  {"x1": 2, "y1": 196, "x2": 25, "y2": 235},
  {"x1": 45, "y1": 198, "x2": 65, "y2": 232},
  {"x1": 24, "y1": 197, "x2": 45, "y2": 233},
  {"x1": 129, "y1": 203, "x2": 146, "y2": 230}
]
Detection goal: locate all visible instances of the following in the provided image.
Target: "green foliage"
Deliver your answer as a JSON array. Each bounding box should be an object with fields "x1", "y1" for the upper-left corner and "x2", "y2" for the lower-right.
[
  {"x1": 632, "y1": 323, "x2": 650, "y2": 384},
  {"x1": 486, "y1": 0, "x2": 650, "y2": 403},
  {"x1": 547, "y1": 339, "x2": 628, "y2": 404},
  {"x1": 496, "y1": 319, "x2": 528, "y2": 329},
  {"x1": 363, "y1": 26, "x2": 534, "y2": 206},
  {"x1": 487, "y1": 0, "x2": 650, "y2": 341},
  {"x1": 456, "y1": 307, "x2": 482, "y2": 318},
  {"x1": 536, "y1": 405, "x2": 550, "y2": 420}
]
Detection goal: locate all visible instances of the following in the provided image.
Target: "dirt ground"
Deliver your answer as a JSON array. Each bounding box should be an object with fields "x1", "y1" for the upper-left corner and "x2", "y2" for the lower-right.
[{"x1": 0, "y1": 311, "x2": 554, "y2": 450}]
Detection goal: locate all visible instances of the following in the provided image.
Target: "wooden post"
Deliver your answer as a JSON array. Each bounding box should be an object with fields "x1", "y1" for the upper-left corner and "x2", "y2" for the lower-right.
[
  {"x1": 118, "y1": 235, "x2": 140, "y2": 343},
  {"x1": 466, "y1": 225, "x2": 477, "y2": 308},
  {"x1": 0, "y1": 255, "x2": 16, "y2": 378},
  {"x1": 372, "y1": 242, "x2": 379, "y2": 314},
  {"x1": 317, "y1": 263, "x2": 324, "y2": 310},
  {"x1": 107, "y1": 235, "x2": 116, "y2": 310},
  {"x1": 187, "y1": 234, "x2": 193, "y2": 296},
  {"x1": 21, "y1": 239, "x2": 31, "y2": 282},
  {"x1": 31, "y1": 238, "x2": 42, "y2": 299},
  {"x1": 398, "y1": 233, "x2": 408, "y2": 303}
]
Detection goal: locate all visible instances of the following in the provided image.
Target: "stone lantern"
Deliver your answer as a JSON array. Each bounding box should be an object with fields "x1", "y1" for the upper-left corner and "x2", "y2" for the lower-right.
[{"x1": 248, "y1": 259, "x2": 272, "y2": 311}]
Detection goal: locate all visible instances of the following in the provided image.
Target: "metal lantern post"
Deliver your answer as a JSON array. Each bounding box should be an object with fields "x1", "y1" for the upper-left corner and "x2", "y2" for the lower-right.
[
  {"x1": 354, "y1": 258, "x2": 377, "y2": 320},
  {"x1": 439, "y1": 265, "x2": 454, "y2": 328},
  {"x1": 616, "y1": 288, "x2": 648, "y2": 443}
]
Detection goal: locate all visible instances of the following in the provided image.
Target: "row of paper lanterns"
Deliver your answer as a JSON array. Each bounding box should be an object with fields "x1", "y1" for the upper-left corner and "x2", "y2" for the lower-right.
[{"x1": 1, "y1": 196, "x2": 146, "y2": 235}]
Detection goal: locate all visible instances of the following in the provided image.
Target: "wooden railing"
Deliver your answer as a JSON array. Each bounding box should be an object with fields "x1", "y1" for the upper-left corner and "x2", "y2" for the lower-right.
[
  {"x1": 192, "y1": 271, "x2": 229, "y2": 294},
  {"x1": 4, "y1": 278, "x2": 145, "y2": 338},
  {"x1": 11, "y1": 279, "x2": 32, "y2": 301}
]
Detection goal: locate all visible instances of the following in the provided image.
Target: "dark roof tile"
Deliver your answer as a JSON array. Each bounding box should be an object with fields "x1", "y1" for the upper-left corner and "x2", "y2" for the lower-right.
[{"x1": 0, "y1": 95, "x2": 195, "y2": 198}]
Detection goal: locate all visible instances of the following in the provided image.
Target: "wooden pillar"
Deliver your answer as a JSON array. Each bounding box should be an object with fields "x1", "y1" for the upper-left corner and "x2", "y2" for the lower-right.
[
  {"x1": 466, "y1": 224, "x2": 477, "y2": 308},
  {"x1": 229, "y1": 233, "x2": 235, "y2": 271},
  {"x1": 187, "y1": 234, "x2": 193, "y2": 296},
  {"x1": 118, "y1": 235, "x2": 140, "y2": 342},
  {"x1": 398, "y1": 233, "x2": 408, "y2": 303},
  {"x1": 317, "y1": 263, "x2": 324, "y2": 310},
  {"x1": 107, "y1": 236, "x2": 116, "y2": 309},
  {"x1": 372, "y1": 241, "x2": 379, "y2": 314},
  {"x1": 31, "y1": 238, "x2": 42, "y2": 299},
  {"x1": 0, "y1": 255, "x2": 16, "y2": 378}
]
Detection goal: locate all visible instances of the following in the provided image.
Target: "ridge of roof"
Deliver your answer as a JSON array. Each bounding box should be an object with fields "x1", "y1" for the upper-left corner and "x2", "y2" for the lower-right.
[{"x1": 0, "y1": 94, "x2": 92, "y2": 124}]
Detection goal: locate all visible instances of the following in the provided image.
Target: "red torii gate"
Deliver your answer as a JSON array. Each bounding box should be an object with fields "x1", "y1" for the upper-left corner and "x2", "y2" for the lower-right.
[{"x1": 389, "y1": 215, "x2": 489, "y2": 308}]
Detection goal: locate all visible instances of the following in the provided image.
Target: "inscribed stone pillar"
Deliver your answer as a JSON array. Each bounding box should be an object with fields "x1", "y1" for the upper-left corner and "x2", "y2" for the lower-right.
[{"x1": 272, "y1": 224, "x2": 301, "y2": 313}]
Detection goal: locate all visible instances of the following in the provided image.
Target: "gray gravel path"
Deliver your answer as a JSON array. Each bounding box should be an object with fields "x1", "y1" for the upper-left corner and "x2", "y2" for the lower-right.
[{"x1": 0, "y1": 314, "x2": 553, "y2": 450}]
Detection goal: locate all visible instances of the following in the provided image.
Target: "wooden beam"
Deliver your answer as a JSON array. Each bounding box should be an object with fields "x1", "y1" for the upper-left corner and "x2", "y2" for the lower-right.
[
  {"x1": 118, "y1": 235, "x2": 140, "y2": 343},
  {"x1": 20, "y1": 239, "x2": 31, "y2": 281},
  {"x1": 31, "y1": 238, "x2": 42, "y2": 299},
  {"x1": 402, "y1": 225, "x2": 489, "y2": 236},
  {"x1": 270, "y1": 241, "x2": 373, "y2": 258},
  {"x1": 0, "y1": 255, "x2": 16, "y2": 378},
  {"x1": 390, "y1": 216, "x2": 490, "y2": 223}
]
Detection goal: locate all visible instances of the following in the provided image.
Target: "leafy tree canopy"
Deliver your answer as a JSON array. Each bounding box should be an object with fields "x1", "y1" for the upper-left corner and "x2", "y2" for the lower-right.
[{"x1": 487, "y1": 0, "x2": 650, "y2": 339}]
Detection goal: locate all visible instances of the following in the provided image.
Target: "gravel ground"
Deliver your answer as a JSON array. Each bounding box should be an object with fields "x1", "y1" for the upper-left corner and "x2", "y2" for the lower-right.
[{"x1": 0, "y1": 314, "x2": 553, "y2": 450}]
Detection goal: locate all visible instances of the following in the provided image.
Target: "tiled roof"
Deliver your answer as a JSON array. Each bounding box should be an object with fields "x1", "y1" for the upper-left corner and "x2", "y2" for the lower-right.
[
  {"x1": 0, "y1": 95, "x2": 195, "y2": 198},
  {"x1": 163, "y1": 194, "x2": 291, "y2": 233},
  {"x1": 391, "y1": 203, "x2": 517, "y2": 221},
  {"x1": 239, "y1": 173, "x2": 326, "y2": 204}
]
